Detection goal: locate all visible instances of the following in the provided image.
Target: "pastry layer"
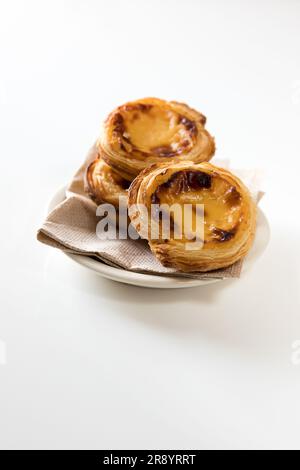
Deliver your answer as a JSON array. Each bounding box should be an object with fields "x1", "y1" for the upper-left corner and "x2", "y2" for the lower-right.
[{"x1": 85, "y1": 155, "x2": 129, "y2": 208}]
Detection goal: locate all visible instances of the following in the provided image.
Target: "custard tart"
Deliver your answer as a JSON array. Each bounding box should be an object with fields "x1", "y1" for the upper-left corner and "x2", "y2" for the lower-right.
[
  {"x1": 85, "y1": 155, "x2": 130, "y2": 208},
  {"x1": 99, "y1": 98, "x2": 215, "y2": 181},
  {"x1": 128, "y1": 162, "x2": 256, "y2": 272}
]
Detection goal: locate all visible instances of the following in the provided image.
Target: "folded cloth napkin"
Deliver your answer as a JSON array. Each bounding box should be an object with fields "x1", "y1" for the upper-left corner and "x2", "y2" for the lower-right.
[{"x1": 37, "y1": 144, "x2": 263, "y2": 279}]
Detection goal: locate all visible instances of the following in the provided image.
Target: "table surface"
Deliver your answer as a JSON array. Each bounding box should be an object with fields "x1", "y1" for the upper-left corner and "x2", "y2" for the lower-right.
[{"x1": 0, "y1": 0, "x2": 300, "y2": 450}]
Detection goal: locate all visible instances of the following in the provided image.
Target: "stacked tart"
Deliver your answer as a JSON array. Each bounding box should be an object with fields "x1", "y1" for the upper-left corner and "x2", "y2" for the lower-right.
[{"x1": 85, "y1": 97, "x2": 256, "y2": 272}]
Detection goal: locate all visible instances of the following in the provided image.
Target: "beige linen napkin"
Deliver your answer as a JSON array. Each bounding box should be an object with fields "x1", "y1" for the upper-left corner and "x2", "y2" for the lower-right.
[{"x1": 37, "y1": 144, "x2": 263, "y2": 279}]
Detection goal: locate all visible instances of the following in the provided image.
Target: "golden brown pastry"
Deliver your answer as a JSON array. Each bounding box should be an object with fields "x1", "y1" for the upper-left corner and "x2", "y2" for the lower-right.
[
  {"x1": 128, "y1": 162, "x2": 256, "y2": 272},
  {"x1": 85, "y1": 155, "x2": 130, "y2": 208},
  {"x1": 98, "y1": 98, "x2": 215, "y2": 181}
]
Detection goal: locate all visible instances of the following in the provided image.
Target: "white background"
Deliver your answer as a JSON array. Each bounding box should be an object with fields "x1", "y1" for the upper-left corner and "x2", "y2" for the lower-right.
[{"x1": 0, "y1": 0, "x2": 300, "y2": 450}]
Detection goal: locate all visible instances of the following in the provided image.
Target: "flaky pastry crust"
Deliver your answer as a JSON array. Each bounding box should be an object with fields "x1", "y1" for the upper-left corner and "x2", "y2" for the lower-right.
[
  {"x1": 85, "y1": 155, "x2": 129, "y2": 208},
  {"x1": 98, "y1": 98, "x2": 215, "y2": 181},
  {"x1": 128, "y1": 162, "x2": 256, "y2": 272}
]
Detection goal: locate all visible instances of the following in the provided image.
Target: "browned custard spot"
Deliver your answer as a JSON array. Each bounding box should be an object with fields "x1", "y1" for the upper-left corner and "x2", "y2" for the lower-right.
[
  {"x1": 112, "y1": 113, "x2": 125, "y2": 135},
  {"x1": 211, "y1": 227, "x2": 236, "y2": 242},
  {"x1": 178, "y1": 116, "x2": 198, "y2": 137},
  {"x1": 123, "y1": 103, "x2": 153, "y2": 113},
  {"x1": 151, "y1": 171, "x2": 243, "y2": 245},
  {"x1": 152, "y1": 145, "x2": 179, "y2": 158},
  {"x1": 113, "y1": 103, "x2": 198, "y2": 157}
]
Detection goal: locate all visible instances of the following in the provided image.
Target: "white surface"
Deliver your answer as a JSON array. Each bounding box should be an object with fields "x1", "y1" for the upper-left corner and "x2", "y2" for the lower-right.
[
  {"x1": 48, "y1": 186, "x2": 270, "y2": 289},
  {"x1": 0, "y1": 0, "x2": 300, "y2": 450}
]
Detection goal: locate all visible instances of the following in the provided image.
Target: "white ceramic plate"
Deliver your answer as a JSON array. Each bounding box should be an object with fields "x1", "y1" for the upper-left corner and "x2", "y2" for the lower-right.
[{"x1": 48, "y1": 187, "x2": 270, "y2": 289}]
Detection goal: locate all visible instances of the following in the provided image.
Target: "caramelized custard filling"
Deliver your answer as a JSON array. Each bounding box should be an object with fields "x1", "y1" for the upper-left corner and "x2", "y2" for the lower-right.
[
  {"x1": 112, "y1": 104, "x2": 198, "y2": 157},
  {"x1": 152, "y1": 171, "x2": 242, "y2": 244}
]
